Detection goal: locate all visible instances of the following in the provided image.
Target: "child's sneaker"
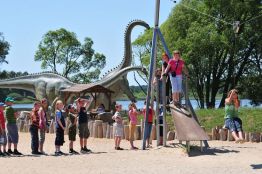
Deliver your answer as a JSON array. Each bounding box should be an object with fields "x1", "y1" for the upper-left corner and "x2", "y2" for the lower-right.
[
  {"x1": 13, "y1": 149, "x2": 23, "y2": 155},
  {"x1": 7, "y1": 149, "x2": 13, "y2": 154},
  {"x1": 83, "y1": 147, "x2": 91, "y2": 152},
  {"x1": 4, "y1": 151, "x2": 11, "y2": 156}
]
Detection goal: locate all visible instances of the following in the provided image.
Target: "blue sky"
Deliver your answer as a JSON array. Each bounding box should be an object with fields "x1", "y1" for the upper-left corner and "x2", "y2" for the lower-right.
[{"x1": 1, "y1": 0, "x2": 178, "y2": 85}]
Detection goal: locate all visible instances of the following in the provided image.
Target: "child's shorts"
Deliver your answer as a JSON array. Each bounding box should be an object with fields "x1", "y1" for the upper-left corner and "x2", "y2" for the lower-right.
[
  {"x1": 113, "y1": 123, "x2": 123, "y2": 137},
  {"x1": 225, "y1": 117, "x2": 243, "y2": 132},
  {"x1": 69, "y1": 126, "x2": 76, "y2": 141},
  {"x1": 0, "y1": 130, "x2": 7, "y2": 145},
  {"x1": 79, "y1": 123, "x2": 90, "y2": 139},
  {"x1": 6, "y1": 123, "x2": 19, "y2": 144},
  {"x1": 55, "y1": 128, "x2": 64, "y2": 146}
]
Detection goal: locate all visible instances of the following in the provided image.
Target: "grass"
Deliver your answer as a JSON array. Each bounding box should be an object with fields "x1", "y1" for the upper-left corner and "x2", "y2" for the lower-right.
[
  {"x1": 121, "y1": 108, "x2": 262, "y2": 133},
  {"x1": 196, "y1": 108, "x2": 262, "y2": 133}
]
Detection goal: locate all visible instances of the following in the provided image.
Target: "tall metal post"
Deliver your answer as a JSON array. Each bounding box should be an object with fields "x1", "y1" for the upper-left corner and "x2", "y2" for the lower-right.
[
  {"x1": 142, "y1": 0, "x2": 161, "y2": 150},
  {"x1": 162, "y1": 75, "x2": 167, "y2": 146},
  {"x1": 155, "y1": 77, "x2": 160, "y2": 146}
]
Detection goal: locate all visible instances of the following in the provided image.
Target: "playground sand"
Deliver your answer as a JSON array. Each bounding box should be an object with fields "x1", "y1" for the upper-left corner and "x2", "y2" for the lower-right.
[{"x1": 1, "y1": 133, "x2": 262, "y2": 174}]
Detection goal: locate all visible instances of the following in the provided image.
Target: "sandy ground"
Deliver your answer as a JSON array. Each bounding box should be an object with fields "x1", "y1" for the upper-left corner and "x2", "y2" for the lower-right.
[{"x1": 1, "y1": 132, "x2": 262, "y2": 174}]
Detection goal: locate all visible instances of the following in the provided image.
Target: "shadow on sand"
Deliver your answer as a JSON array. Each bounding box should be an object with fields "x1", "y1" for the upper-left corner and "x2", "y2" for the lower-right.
[
  {"x1": 250, "y1": 164, "x2": 262, "y2": 170},
  {"x1": 166, "y1": 143, "x2": 240, "y2": 157}
]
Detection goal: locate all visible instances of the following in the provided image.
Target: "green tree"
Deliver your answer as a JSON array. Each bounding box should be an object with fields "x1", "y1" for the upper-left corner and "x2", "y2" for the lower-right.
[
  {"x1": 0, "y1": 32, "x2": 10, "y2": 65},
  {"x1": 134, "y1": 0, "x2": 262, "y2": 108},
  {"x1": 35, "y1": 28, "x2": 106, "y2": 83}
]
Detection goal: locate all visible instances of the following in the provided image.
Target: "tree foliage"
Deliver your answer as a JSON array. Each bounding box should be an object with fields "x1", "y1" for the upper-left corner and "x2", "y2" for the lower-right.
[
  {"x1": 35, "y1": 28, "x2": 106, "y2": 83},
  {"x1": 0, "y1": 32, "x2": 10, "y2": 65},
  {"x1": 133, "y1": 0, "x2": 262, "y2": 108}
]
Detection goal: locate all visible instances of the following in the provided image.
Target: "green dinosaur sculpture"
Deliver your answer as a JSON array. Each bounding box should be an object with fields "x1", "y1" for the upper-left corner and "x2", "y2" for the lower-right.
[{"x1": 0, "y1": 20, "x2": 150, "y2": 106}]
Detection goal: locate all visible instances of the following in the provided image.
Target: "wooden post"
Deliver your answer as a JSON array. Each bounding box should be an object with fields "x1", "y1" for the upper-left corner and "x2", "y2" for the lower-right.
[
  {"x1": 106, "y1": 124, "x2": 110, "y2": 139},
  {"x1": 110, "y1": 125, "x2": 114, "y2": 139},
  {"x1": 244, "y1": 132, "x2": 249, "y2": 142},
  {"x1": 124, "y1": 125, "x2": 129, "y2": 140},
  {"x1": 219, "y1": 128, "x2": 228, "y2": 141},
  {"x1": 212, "y1": 128, "x2": 218, "y2": 140},
  {"x1": 249, "y1": 132, "x2": 261, "y2": 143},
  {"x1": 102, "y1": 123, "x2": 107, "y2": 138},
  {"x1": 167, "y1": 131, "x2": 175, "y2": 141},
  {"x1": 227, "y1": 131, "x2": 234, "y2": 141}
]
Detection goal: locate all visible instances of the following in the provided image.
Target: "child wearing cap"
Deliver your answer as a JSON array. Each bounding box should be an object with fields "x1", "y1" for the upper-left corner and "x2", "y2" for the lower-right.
[
  {"x1": 0, "y1": 102, "x2": 8, "y2": 156},
  {"x1": 112, "y1": 104, "x2": 124, "y2": 150},
  {"x1": 67, "y1": 104, "x2": 78, "y2": 154},
  {"x1": 4, "y1": 97, "x2": 22, "y2": 155}
]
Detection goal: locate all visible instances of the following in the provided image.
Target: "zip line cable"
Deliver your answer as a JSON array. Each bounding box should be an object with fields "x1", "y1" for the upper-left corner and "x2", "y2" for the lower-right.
[{"x1": 177, "y1": 2, "x2": 262, "y2": 27}]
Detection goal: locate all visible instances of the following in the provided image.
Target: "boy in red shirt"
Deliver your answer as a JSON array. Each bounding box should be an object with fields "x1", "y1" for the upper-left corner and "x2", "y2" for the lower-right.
[{"x1": 142, "y1": 101, "x2": 154, "y2": 148}]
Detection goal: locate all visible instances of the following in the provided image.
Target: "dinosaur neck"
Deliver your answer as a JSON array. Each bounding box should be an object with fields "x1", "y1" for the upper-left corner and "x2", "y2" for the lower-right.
[{"x1": 121, "y1": 20, "x2": 150, "y2": 68}]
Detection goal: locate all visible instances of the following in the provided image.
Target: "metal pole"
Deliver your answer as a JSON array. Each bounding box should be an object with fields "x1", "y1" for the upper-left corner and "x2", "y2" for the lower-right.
[
  {"x1": 142, "y1": 29, "x2": 158, "y2": 150},
  {"x1": 142, "y1": 0, "x2": 161, "y2": 150},
  {"x1": 156, "y1": 77, "x2": 160, "y2": 146},
  {"x1": 162, "y1": 75, "x2": 167, "y2": 146},
  {"x1": 154, "y1": 0, "x2": 160, "y2": 27}
]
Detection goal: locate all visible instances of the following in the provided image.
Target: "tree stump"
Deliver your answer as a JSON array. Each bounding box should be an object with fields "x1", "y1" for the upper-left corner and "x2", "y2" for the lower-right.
[
  {"x1": 227, "y1": 131, "x2": 234, "y2": 141},
  {"x1": 95, "y1": 120, "x2": 103, "y2": 138},
  {"x1": 219, "y1": 128, "x2": 228, "y2": 141},
  {"x1": 110, "y1": 125, "x2": 114, "y2": 139},
  {"x1": 167, "y1": 131, "x2": 175, "y2": 141},
  {"x1": 124, "y1": 125, "x2": 129, "y2": 140},
  {"x1": 243, "y1": 132, "x2": 249, "y2": 142},
  {"x1": 150, "y1": 124, "x2": 156, "y2": 141},
  {"x1": 135, "y1": 125, "x2": 141, "y2": 140},
  {"x1": 212, "y1": 128, "x2": 219, "y2": 140},
  {"x1": 106, "y1": 124, "x2": 110, "y2": 139},
  {"x1": 102, "y1": 123, "x2": 107, "y2": 138},
  {"x1": 88, "y1": 121, "x2": 94, "y2": 137},
  {"x1": 249, "y1": 132, "x2": 261, "y2": 143}
]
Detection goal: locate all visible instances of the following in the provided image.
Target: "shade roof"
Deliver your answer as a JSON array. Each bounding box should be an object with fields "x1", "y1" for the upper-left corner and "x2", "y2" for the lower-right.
[{"x1": 61, "y1": 84, "x2": 114, "y2": 94}]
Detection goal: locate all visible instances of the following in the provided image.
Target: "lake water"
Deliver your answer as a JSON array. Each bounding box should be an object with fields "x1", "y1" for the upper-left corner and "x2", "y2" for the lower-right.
[{"x1": 13, "y1": 99, "x2": 261, "y2": 110}]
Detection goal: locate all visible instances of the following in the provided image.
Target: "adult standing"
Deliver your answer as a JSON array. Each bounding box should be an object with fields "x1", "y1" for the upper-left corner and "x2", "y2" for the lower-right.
[
  {"x1": 163, "y1": 50, "x2": 189, "y2": 105},
  {"x1": 161, "y1": 53, "x2": 171, "y2": 104}
]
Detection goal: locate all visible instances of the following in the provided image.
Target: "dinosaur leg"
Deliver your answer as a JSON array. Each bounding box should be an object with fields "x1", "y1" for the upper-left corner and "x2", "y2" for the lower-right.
[
  {"x1": 35, "y1": 81, "x2": 48, "y2": 101},
  {"x1": 119, "y1": 77, "x2": 136, "y2": 102}
]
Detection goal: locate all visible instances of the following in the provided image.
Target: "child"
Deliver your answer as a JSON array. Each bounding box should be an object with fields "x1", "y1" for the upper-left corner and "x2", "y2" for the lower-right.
[
  {"x1": 4, "y1": 97, "x2": 22, "y2": 155},
  {"x1": 76, "y1": 98, "x2": 91, "y2": 153},
  {"x1": 67, "y1": 104, "x2": 78, "y2": 154},
  {"x1": 142, "y1": 101, "x2": 154, "y2": 148},
  {"x1": 55, "y1": 100, "x2": 66, "y2": 155},
  {"x1": 112, "y1": 104, "x2": 124, "y2": 150},
  {"x1": 0, "y1": 102, "x2": 8, "y2": 156},
  {"x1": 38, "y1": 98, "x2": 48, "y2": 154},
  {"x1": 30, "y1": 101, "x2": 42, "y2": 155},
  {"x1": 128, "y1": 102, "x2": 139, "y2": 150},
  {"x1": 224, "y1": 89, "x2": 244, "y2": 143}
]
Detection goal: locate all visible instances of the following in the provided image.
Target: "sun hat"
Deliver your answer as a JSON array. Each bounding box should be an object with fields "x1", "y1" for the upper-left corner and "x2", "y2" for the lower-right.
[{"x1": 5, "y1": 97, "x2": 14, "y2": 103}]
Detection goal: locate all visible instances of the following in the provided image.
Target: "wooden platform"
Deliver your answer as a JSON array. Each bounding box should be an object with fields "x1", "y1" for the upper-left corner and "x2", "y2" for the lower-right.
[{"x1": 169, "y1": 104, "x2": 209, "y2": 141}]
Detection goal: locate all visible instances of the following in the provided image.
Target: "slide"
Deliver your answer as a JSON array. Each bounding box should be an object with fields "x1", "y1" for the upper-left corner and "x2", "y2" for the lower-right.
[{"x1": 169, "y1": 104, "x2": 209, "y2": 141}]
